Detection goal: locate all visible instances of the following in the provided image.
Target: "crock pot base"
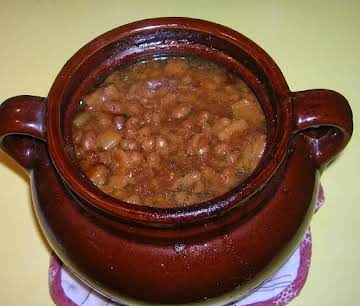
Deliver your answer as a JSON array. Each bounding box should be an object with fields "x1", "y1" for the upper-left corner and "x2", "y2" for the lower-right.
[{"x1": 49, "y1": 186, "x2": 324, "y2": 306}]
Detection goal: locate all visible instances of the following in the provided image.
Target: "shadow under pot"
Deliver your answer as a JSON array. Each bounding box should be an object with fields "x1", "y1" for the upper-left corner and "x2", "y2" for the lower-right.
[{"x1": 0, "y1": 17, "x2": 353, "y2": 305}]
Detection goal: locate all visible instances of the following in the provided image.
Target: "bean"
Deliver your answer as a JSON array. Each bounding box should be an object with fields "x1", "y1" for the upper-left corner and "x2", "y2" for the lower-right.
[
  {"x1": 120, "y1": 139, "x2": 138, "y2": 151},
  {"x1": 181, "y1": 119, "x2": 195, "y2": 130},
  {"x1": 107, "y1": 175, "x2": 128, "y2": 189},
  {"x1": 226, "y1": 152, "x2": 239, "y2": 165},
  {"x1": 212, "y1": 117, "x2": 231, "y2": 137},
  {"x1": 241, "y1": 133, "x2": 266, "y2": 171},
  {"x1": 114, "y1": 149, "x2": 142, "y2": 168},
  {"x1": 73, "y1": 130, "x2": 83, "y2": 144},
  {"x1": 112, "y1": 188, "x2": 127, "y2": 200},
  {"x1": 103, "y1": 84, "x2": 121, "y2": 101},
  {"x1": 73, "y1": 112, "x2": 91, "y2": 128},
  {"x1": 125, "y1": 170, "x2": 136, "y2": 184},
  {"x1": 139, "y1": 97, "x2": 157, "y2": 109},
  {"x1": 219, "y1": 167, "x2": 237, "y2": 187},
  {"x1": 175, "y1": 192, "x2": 198, "y2": 205},
  {"x1": 86, "y1": 150, "x2": 99, "y2": 163},
  {"x1": 209, "y1": 158, "x2": 229, "y2": 169},
  {"x1": 201, "y1": 166, "x2": 215, "y2": 179},
  {"x1": 194, "y1": 181, "x2": 205, "y2": 193},
  {"x1": 127, "y1": 151, "x2": 143, "y2": 166},
  {"x1": 124, "y1": 129, "x2": 137, "y2": 139},
  {"x1": 168, "y1": 177, "x2": 182, "y2": 191},
  {"x1": 151, "y1": 112, "x2": 162, "y2": 126},
  {"x1": 231, "y1": 119, "x2": 249, "y2": 133},
  {"x1": 143, "y1": 111, "x2": 152, "y2": 124},
  {"x1": 213, "y1": 74, "x2": 224, "y2": 85},
  {"x1": 165, "y1": 133, "x2": 180, "y2": 152},
  {"x1": 211, "y1": 183, "x2": 228, "y2": 196},
  {"x1": 156, "y1": 137, "x2": 168, "y2": 153},
  {"x1": 182, "y1": 171, "x2": 201, "y2": 187},
  {"x1": 145, "y1": 79, "x2": 162, "y2": 91},
  {"x1": 182, "y1": 75, "x2": 192, "y2": 85},
  {"x1": 203, "y1": 80, "x2": 217, "y2": 91},
  {"x1": 217, "y1": 119, "x2": 248, "y2": 141},
  {"x1": 225, "y1": 84, "x2": 240, "y2": 98},
  {"x1": 141, "y1": 137, "x2": 155, "y2": 152},
  {"x1": 187, "y1": 133, "x2": 210, "y2": 156},
  {"x1": 142, "y1": 165, "x2": 155, "y2": 178},
  {"x1": 127, "y1": 82, "x2": 152, "y2": 101},
  {"x1": 178, "y1": 119, "x2": 195, "y2": 139},
  {"x1": 232, "y1": 98, "x2": 265, "y2": 129},
  {"x1": 150, "y1": 196, "x2": 167, "y2": 207},
  {"x1": 197, "y1": 111, "x2": 210, "y2": 124},
  {"x1": 144, "y1": 111, "x2": 161, "y2": 126},
  {"x1": 162, "y1": 93, "x2": 177, "y2": 107},
  {"x1": 164, "y1": 59, "x2": 188, "y2": 76},
  {"x1": 80, "y1": 130, "x2": 97, "y2": 151},
  {"x1": 126, "y1": 102, "x2": 144, "y2": 115},
  {"x1": 137, "y1": 126, "x2": 151, "y2": 139},
  {"x1": 126, "y1": 195, "x2": 141, "y2": 205},
  {"x1": 96, "y1": 113, "x2": 113, "y2": 129},
  {"x1": 175, "y1": 191, "x2": 187, "y2": 204},
  {"x1": 125, "y1": 116, "x2": 141, "y2": 131},
  {"x1": 219, "y1": 117, "x2": 231, "y2": 127},
  {"x1": 171, "y1": 103, "x2": 192, "y2": 119},
  {"x1": 85, "y1": 84, "x2": 121, "y2": 110},
  {"x1": 84, "y1": 89, "x2": 102, "y2": 110},
  {"x1": 146, "y1": 152, "x2": 160, "y2": 169},
  {"x1": 97, "y1": 129, "x2": 122, "y2": 150},
  {"x1": 197, "y1": 145, "x2": 210, "y2": 156},
  {"x1": 124, "y1": 116, "x2": 141, "y2": 139},
  {"x1": 213, "y1": 143, "x2": 231, "y2": 157},
  {"x1": 112, "y1": 115, "x2": 126, "y2": 130},
  {"x1": 114, "y1": 149, "x2": 127, "y2": 165},
  {"x1": 102, "y1": 100, "x2": 126, "y2": 114},
  {"x1": 86, "y1": 164, "x2": 108, "y2": 186},
  {"x1": 200, "y1": 122, "x2": 212, "y2": 134},
  {"x1": 98, "y1": 151, "x2": 112, "y2": 165},
  {"x1": 104, "y1": 71, "x2": 122, "y2": 84}
]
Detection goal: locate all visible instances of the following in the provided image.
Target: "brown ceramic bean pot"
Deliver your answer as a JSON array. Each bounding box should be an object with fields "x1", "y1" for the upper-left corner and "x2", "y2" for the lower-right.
[{"x1": 0, "y1": 18, "x2": 353, "y2": 305}]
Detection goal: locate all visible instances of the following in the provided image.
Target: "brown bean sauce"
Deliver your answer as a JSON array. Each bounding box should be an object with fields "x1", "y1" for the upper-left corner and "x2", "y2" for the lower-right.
[{"x1": 71, "y1": 57, "x2": 266, "y2": 207}]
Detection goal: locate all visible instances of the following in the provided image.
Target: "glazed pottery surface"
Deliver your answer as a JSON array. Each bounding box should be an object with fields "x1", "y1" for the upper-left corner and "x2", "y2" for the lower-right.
[{"x1": 0, "y1": 18, "x2": 353, "y2": 305}]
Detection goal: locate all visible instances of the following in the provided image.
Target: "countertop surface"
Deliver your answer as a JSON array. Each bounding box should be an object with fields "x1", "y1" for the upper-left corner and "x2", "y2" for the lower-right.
[{"x1": 0, "y1": 1, "x2": 359, "y2": 305}]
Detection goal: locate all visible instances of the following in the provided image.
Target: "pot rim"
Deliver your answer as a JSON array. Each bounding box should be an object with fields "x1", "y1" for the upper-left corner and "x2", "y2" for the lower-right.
[{"x1": 46, "y1": 17, "x2": 292, "y2": 226}]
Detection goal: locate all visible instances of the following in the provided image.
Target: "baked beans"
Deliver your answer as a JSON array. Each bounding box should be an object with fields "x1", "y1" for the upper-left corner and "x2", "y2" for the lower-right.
[{"x1": 71, "y1": 57, "x2": 266, "y2": 207}]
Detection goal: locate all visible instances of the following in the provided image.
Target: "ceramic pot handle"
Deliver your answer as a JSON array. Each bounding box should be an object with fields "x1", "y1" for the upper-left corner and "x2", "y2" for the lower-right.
[
  {"x1": 292, "y1": 89, "x2": 353, "y2": 169},
  {"x1": 0, "y1": 95, "x2": 46, "y2": 169}
]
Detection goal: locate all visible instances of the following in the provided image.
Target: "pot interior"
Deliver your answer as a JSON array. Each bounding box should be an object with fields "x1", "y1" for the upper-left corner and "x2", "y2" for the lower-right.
[{"x1": 50, "y1": 23, "x2": 289, "y2": 224}]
